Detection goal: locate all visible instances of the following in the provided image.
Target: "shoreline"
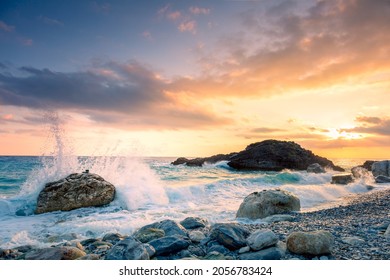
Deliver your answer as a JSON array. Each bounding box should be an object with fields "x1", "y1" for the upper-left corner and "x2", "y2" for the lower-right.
[{"x1": 1, "y1": 187, "x2": 389, "y2": 260}]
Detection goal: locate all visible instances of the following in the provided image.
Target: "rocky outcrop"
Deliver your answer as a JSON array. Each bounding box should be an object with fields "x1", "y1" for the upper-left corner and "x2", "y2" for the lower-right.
[
  {"x1": 331, "y1": 174, "x2": 353, "y2": 185},
  {"x1": 35, "y1": 173, "x2": 115, "y2": 214},
  {"x1": 236, "y1": 189, "x2": 300, "y2": 219},
  {"x1": 307, "y1": 163, "x2": 325, "y2": 174},
  {"x1": 172, "y1": 140, "x2": 343, "y2": 171},
  {"x1": 286, "y1": 230, "x2": 334, "y2": 255},
  {"x1": 228, "y1": 140, "x2": 343, "y2": 171}
]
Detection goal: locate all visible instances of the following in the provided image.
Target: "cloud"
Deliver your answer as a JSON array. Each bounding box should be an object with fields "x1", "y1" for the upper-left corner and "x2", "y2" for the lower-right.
[
  {"x1": 0, "y1": 61, "x2": 231, "y2": 129},
  {"x1": 189, "y1": 7, "x2": 210, "y2": 15},
  {"x1": 38, "y1": 16, "x2": 64, "y2": 26},
  {"x1": 167, "y1": 11, "x2": 182, "y2": 21},
  {"x1": 0, "y1": 20, "x2": 15, "y2": 32},
  {"x1": 251, "y1": 127, "x2": 286, "y2": 133},
  {"x1": 178, "y1": 20, "x2": 196, "y2": 34},
  {"x1": 346, "y1": 116, "x2": 390, "y2": 136},
  {"x1": 355, "y1": 116, "x2": 382, "y2": 124},
  {"x1": 142, "y1": 31, "x2": 153, "y2": 41}
]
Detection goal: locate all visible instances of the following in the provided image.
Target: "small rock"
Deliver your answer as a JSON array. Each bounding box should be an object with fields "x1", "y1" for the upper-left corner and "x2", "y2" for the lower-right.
[
  {"x1": 25, "y1": 246, "x2": 86, "y2": 260},
  {"x1": 189, "y1": 231, "x2": 205, "y2": 243},
  {"x1": 385, "y1": 225, "x2": 390, "y2": 238},
  {"x1": 180, "y1": 217, "x2": 209, "y2": 229},
  {"x1": 188, "y1": 245, "x2": 206, "y2": 257},
  {"x1": 143, "y1": 243, "x2": 156, "y2": 258},
  {"x1": 342, "y1": 236, "x2": 365, "y2": 246},
  {"x1": 263, "y1": 214, "x2": 295, "y2": 223},
  {"x1": 140, "y1": 219, "x2": 187, "y2": 237},
  {"x1": 78, "y1": 254, "x2": 101, "y2": 260},
  {"x1": 247, "y1": 229, "x2": 278, "y2": 251},
  {"x1": 287, "y1": 230, "x2": 334, "y2": 256},
  {"x1": 148, "y1": 236, "x2": 191, "y2": 256},
  {"x1": 133, "y1": 228, "x2": 165, "y2": 243},
  {"x1": 331, "y1": 174, "x2": 353, "y2": 185},
  {"x1": 307, "y1": 163, "x2": 325, "y2": 174},
  {"x1": 203, "y1": 251, "x2": 232, "y2": 260},
  {"x1": 102, "y1": 233, "x2": 126, "y2": 244},
  {"x1": 238, "y1": 246, "x2": 251, "y2": 254},
  {"x1": 105, "y1": 237, "x2": 149, "y2": 260},
  {"x1": 210, "y1": 223, "x2": 250, "y2": 250},
  {"x1": 207, "y1": 244, "x2": 230, "y2": 255},
  {"x1": 238, "y1": 246, "x2": 284, "y2": 260}
]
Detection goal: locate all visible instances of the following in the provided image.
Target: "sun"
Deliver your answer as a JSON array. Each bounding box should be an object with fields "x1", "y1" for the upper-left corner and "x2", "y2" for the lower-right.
[{"x1": 326, "y1": 128, "x2": 363, "y2": 140}]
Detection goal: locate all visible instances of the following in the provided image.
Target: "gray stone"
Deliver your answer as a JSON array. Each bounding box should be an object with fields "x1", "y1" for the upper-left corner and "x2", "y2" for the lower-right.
[
  {"x1": 385, "y1": 225, "x2": 390, "y2": 238},
  {"x1": 238, "y1": 246, "x2": 251, "y2": 254},
  {"x1": 375, "y1": 175, "x2": 390, "y2": 183},
  {"x1": 342, "y1": 236, "x2": 365, "y2": 246},
  {"x1": 35, "y1": 173, "x2": 115, "y2": 214},
  {"x1": 331, "y1": 174, "x2": 353, "y2": 185},
  {"x1": 188, "y1": 245, "x2": 206, "y2": 257},
  {"x1": 203, "y1": 251, "x2": 233, "y2": 260},
  {"x1": 287, "y1": 230, "x2": 334, "y2": 256},
  {"x1": 189, "y1": 231, "x2": 205, "y2": 243},
  {"x1": 236, "y1": 189, "x2": 300, "y2": 219},
  {"x1": 133, "y1": 228, "x2": 165, "y2": 243},
  {"x1": 148, "y1": 236, "x2": 191, "y2": 256},
  {"x1": 143, "y1": 243, "x2": 156, "y2": 258},
  {"x1": 140, "y1": 219, "x2": 187, "y2": 237},
  {"x1": 307, "y1": 163, "x2": 325, "y2": 174},
  {"x1": 207, "y1": 244, "x2": 230, "y2": 255},
  {"x1": 105, "y1": 237, "x2": 150, "y2": 260},
  {"x1": 372, "y1": 160, "x2": 390, "y2": 177},
  {"x1": 210, "y1": 223, "x2": 250, "y2": 250},
  {"x1": 247, "y1": 229, "x2": 278, "y2": 251},
  {"x1": 25, "y1": 246, "x2": 86, "y2": 260},
  {"x1": 263, "y1": 214, "x2": 295, "y2": 223},
  {"x1": 78, "y1": 254, "x2": 101, "y2": 260},
  {"x1": 102, "y1": 233, "x2": 126, "y2": 244},
  {"x1": 320, "y1": 256, "x2": 329, "y2": 260},
  {"x1": 180, "y1": 217, "x2": 209, "y2": 229},
  {"x1": 238, "y1": 246, "x2": 284, "y2": 260}
]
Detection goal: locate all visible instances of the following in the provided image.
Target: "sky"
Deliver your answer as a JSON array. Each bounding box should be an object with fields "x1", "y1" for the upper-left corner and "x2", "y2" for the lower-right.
[{"x1": 0, "y1": 0, "x2": 390, "y2": 158}]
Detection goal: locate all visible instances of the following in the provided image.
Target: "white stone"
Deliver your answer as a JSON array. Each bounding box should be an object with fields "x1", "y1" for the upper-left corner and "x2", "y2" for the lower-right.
[
  {"x1": 247, "y1": 229, "x2": 278, "y2": 251},
  {"x1": 238, "y1": 246, "x2": 251, "y2": 254},
  {"x1": 189, "y1": 231, "x2": 205, "y2": 243}
]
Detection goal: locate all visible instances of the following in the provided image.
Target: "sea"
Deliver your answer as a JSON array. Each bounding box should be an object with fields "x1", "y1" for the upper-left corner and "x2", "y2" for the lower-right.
[{"x1": 0, "y1": 127, "x2": 388, "y2": 248}]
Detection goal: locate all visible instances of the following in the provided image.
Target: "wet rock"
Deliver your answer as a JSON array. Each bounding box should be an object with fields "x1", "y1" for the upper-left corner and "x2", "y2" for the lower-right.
[
  {"x1": 227, "y1": 140, "x2": 343, "y2": 171},
  {"x1": 35, "y1": 173, "x2": 115, "y2": 214},
  {"x1": 46, "y1": 233, "x2": 79, "y2": 243},
  {"x1": 105, "y1": 237, "x2": 150, "y2": 260},
  {"x1": 210, "y1": 223, "x2": 250, "y2": 250},
  {"x1": 148, "y1": 236, "x2": 191, "y2": 256},
  {"x1": 102, "y1": 233, "x2": 126, "y2": 244},
  {"x1": 331, "y1": 174, "x2": 353, "y2": 185},
  {"x1": 133, "y1": 228, "x2": 165, "y2": 243},
  {"x1": 238, "y1": 246, "x2": 284, "y2": 260},
  {"x1": 287, "y1": 230, "x2": 334, "y2": 256},
  {"x1": 188, "y1": 245, "x2": 206, "y2": 257},
  {"x1": 236, "y1": 189, "x2": 300, "y2": 219},
  {"x1": 171, "y1": 157, "x2": 190, "y2": 165},
  {"x1": 140, "y1": 219, "x2": 187, "y2": 237},
  {"x1": 238, "y1": 246, "x2": 251, "y2": 254},
  {"x1": 375, "y1": 175, "x2": 390, "y2": 183},
  {"x1": 362, "y1": 160, "x2": 377, "y2": 171},
  {"x1": 180, "y1": 217, "x2": 209, "y2": 229},
  {"x1": 307, "y1": 163, "x2": 325, "y2": 174},
  {"x1": 25, "y1": 246, "x2": 86, "y2": 260},
  {"x1": 372, "y1": 160, "x2": 390, "y2": 177},
  {"x1": 247, "y1": 229, "x2": 278, "y2": 251},
  {"x1": 189, "y1": 231, "x2": 205, "y2": 243}
]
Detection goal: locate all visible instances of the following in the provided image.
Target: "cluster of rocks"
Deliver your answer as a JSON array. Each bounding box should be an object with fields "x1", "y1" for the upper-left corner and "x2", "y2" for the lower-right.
[{"x1": 172, "y1": 140, "x2": 344, "y2": 172}]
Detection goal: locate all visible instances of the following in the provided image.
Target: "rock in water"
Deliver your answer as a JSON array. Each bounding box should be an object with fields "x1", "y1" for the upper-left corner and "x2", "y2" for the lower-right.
[
  {"x1": 375, "y1": 175, "x2": 390, "y2": 183},
  {"x1": 105, "y1": 237, "x2": 150, "y2": 260},
  {"x1": 372, "y1": 160, "x2": 390, "y2": 177},
  {"x1": 236, "y1": 189, "x2": 300, "y2": 219},
  {"x1": 331, "y1": 174, "x2": 353, "y2": 185},
  {"x1": 351, "y1": 166, "x2": 370, "y2": 179},
  {"x1": 307, "y1": 163, "x2": 325, "y2": 174},
  {"x1": 227, "y1": 140, "x2": 343, "y2": 171},
  {"x1": 35, "y1": 173, "x2": 115, "y2": 214},
  {"x1": 287, "y1": 230, "x2": 334, "y2": 255}
]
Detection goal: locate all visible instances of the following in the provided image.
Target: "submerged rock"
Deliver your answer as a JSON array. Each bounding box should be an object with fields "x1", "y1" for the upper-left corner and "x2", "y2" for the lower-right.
[
  {"x1": 236, "y1": 189, "x2": 300, "y2": 219},
  {"x1": 35, "y1": 173, "x2": 115, "y2": 214},
  {"x1": 307, "y1": 163, "x2": 326, "y2": 174},
  {"x1": 287, "y1": 230, "x2": 334, "y2": 256},
  {"x1": 227, "y1": 140, "x2": 343, "y2": 171},
  {"x1": 331, "y1": 174, "x2": 353, "y2": 185}
]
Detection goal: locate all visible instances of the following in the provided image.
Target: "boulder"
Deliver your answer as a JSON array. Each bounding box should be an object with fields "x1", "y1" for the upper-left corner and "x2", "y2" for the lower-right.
[
  {"x1": 102, "y1": 233, "x2": 126, "y2": 244},
  {"x1": 307, "y1": 163, "x2": 325, "y2": 174},
  {"x1": 189, "y1": 231, "x2": 206, "y2": 243},
  {"x1": 236, "y1": 189, "x2": 300, "y2": 219},
  {"x1": 139, "y1": 219, "x2": 187, "y2": 237},
  {"x1": 238, "y1": 246, "x2": 284, "y2": 260},
  {"x1": 331, "y1": 174, "x2": 353, "y2": 185},
  {"x1": 105, "y1": 237, "x2": 150, "y2": 260},
  {"x1": 246, "y1": 229, "x2": 278, "y2": 251},
  {"x1": 286, "y1": 230, "x2": 334, "y2": 255},
  {"x1": 209, "y1": 223, "x2": 250, "y2": 250},
  {"x1": 372, "y1": 160, "x2": 390, "y2": 177},
  {"x1": 362, "y1": 160, "x2": 377, "y2": 171},
  {"x1": 35, "y1": 173, "x2": 115, "y2": 214},
  {"x1": 180, "y1": 217, "x2": 209, "y2": 229},
  {"x1": 375, "y1": 175, "x2": 390, "y2": 183},
  {"x1": 133, "y1": 228, "x2": 165, "y2": 243},
  {"x1": 148, "y1": 236, "x2": 191, "y2": 256},
  {"x1": 24, "y1": 246, "x2": 86, "y2": 260},
  {"x1": 227, "y1": 140, "x2": 344, "y2": 171}
]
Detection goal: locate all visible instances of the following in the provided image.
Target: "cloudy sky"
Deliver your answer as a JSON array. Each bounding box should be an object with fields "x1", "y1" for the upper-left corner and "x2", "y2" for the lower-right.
[{"x1": 1, "y1": 0, "x2": 390, "y2": 158}]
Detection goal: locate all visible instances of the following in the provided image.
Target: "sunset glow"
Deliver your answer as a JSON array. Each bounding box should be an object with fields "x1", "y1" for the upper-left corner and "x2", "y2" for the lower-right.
[{"x1": 1, "y1": 0, "x2": 390, "y2": 158}]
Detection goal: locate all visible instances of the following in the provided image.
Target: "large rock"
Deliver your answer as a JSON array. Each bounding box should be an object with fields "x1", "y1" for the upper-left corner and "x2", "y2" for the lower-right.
[
  {"x1": 24, "y1": 246, "x2": 86, "y2": 260},
  {"x1": 209, "y1": 223, "x2": 250, "y2": 250},
  {"x1": 236, "y1": 189, "x2": 300, "y2": 219},
  {"x1": 307, "y1": 163, "x2": 325, "y2": 174},
  {"x1": 227, "y1": 140, "x2": 344, "y2": 171},
  {"x1": 247, "y1": 229, "x2": 278, "y2": 251},
  {"x1": 351, "y1": 166, "x2": 370, "y2": 179},
  {"x1": 105, "y1": 237, "x2": 150, "y2": 260},
  {"x1": 331, "y1": 174, "x2": 353, "y2": 184},
  {"x1": 35, "y1": 173, "x2": 115, "y2": 214},
  {"x1": 180, "y1": 217, "x2": 209, "y2": 229},
  {"x1": 375, "y1": 175, "x2": 390, "y2": 183},
  {"x1": 372, "y1": 160, "x2": 390, "y2": 177},
  {"x1": 287, "y1": 230, "x2": 334, "y2": 255},
  {"x1": 148, "y1": 236, "x2": 191, "y2": 256},
  {"x1": 133, "y1": 228, "x2": 165, "y2": 243}
]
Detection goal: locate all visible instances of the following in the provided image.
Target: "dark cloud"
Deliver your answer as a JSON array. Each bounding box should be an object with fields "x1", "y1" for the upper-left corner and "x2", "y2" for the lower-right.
[
  {"x1": 0, "y1": 61, "x2": 231, "y2": 129},
  {"x1": 343, "y1": 116, "x2": 390, "y2": 136},
  {"x1": 251, "y1": 127, "x2": 286, "y2": 133}
]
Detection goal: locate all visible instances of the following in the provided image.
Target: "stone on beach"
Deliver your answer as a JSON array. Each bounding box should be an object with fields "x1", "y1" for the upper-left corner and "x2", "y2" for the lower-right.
[
  {"x1": 236, "y1": 189, "x2": 300, "y2": 219},
  {"x1": 105, "y1": 237, "x2": 150, "y2": 260},
  {"x1": 24, "y1": 246, "x2": 86, "y2": 260},
  {"x1": 180, "y1": 217, "x2": 209, "y2": 229},
  {"x1": 246, "y1": 229, "x2": 278, "y2": 251},
  {"x1": 238, "y1": 246, "x2": 284, "y2": 260},
  {"x1": 133, "y1": 228, "x2": 165, "y2": 243},
  {"x1": 210, "y1": 223, "x2": 250, "y2": 250},
  {"x1": 331, "y1": 174, "x2": 353, "y2": 185},
  {"x1": 286, "y1": 230, "x2": 334, "y2": 256},
  {"x1": 35, "y1": 173, "x2": 115, "y2": 214},
  {"x1": 372, "y1": 160, "x2": 390, "y2": 177},
  {"x1": 148, "y1": 236, "x2": 191, "y2": 256},
  {"x1": 139, "y1": 219, "x2": 187, "y2": 237},
  {"x1": 307, "y1": 163, "x2": 325, "y2": 174}
]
